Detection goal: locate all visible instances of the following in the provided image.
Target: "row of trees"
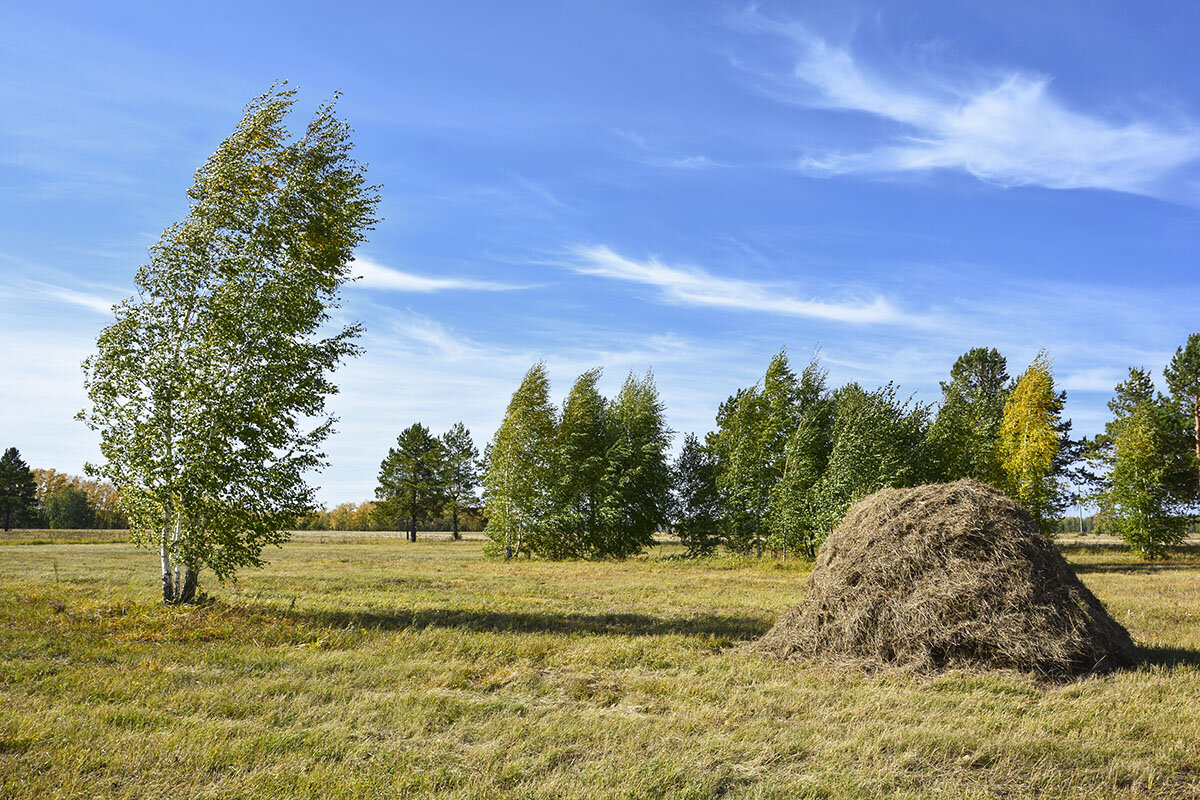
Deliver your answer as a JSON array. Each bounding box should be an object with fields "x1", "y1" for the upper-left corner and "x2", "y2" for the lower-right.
[
  {"x1": 295, "y1": 500, "x2": 486, "y2": 533},
  {"x1": 671, "y1": 347, "x2": 1074, "y2": 558},
  {"x1": 374, "y1": 422, "x2": 481, "y2": 540},
  {"x1": 0, "y1": 448, "x2": 128, "y2": 530},
  {"x1": 482, "y1": 365, "x2": 671, "y2": 559}
]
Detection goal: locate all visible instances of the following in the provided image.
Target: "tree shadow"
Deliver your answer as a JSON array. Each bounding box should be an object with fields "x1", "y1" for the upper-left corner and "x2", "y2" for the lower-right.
[
  {"x1": 285, "y1": 606, "x2": 772, "y2": 641},
  {"x1": 1070, "y1": 560, "x2": 1200, "y2": 574},
  {"x1": 1138, "y1": 644, "x2": 1200, "y2": 670}
]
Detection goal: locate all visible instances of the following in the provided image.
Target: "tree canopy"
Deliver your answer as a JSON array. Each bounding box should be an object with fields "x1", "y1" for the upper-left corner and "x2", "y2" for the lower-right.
[{"x1": 79, "y1": 85, "x2": 378, "y2": 602}]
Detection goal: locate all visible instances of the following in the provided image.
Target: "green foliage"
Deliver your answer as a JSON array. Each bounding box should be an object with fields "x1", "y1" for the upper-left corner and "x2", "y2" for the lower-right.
[
  {"x1": 998, "y1": 351, "x2": 1064, "y2": 532},
  {"x1": 375, "y1": 423, "x2": 449, "y2": 541},
  {"x1": 1092, "y1": 366, "x2": 1196, "y2": 558},
  {"x1": 45, "y1": 485, "x2": 92, "y2": 529},
  {"x1": 0, "y1": 447, "x2": 37, "y2": 531},
  {"x1": 597, "y1": 372, "x2": 672, "y2": 558},
  {"x1": 483, "y1": 363, "x2": 559, "y2": 558},
  {"x1": 550, "y1": 368, "x2": 612, "y2": 558},
  {"x1": 439, "y1": 423, "x2": 481, "y2": 539},
  {"x1": 767, "y1": 361, "x2": 834, "y2": 558},
  {"x1": 926, "y1": 347, "x2": 1009, "y2": 486},
  {"x1": 78, "y1": 84, "x2": 378, "y2": 602},
  {"x1": 669, "y1": 434, "x2": 722, "y2": 556},
  {"x1": 1164, "y1": 332, "x2": 1200, "y2": 496},
  {"x1": 808, "y1": 382, "x2": 930, "y2": 537}
]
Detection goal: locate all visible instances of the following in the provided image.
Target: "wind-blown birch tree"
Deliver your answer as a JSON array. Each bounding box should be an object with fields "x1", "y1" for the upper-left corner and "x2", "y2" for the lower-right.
[{"x1": 79, "y1": 85, "x2": 378, "y2": 603}]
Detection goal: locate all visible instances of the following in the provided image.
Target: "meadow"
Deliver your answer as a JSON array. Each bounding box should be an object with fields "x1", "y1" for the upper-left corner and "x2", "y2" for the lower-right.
[{"x1": 1, "y1": 532, "x2": 1199, "y2": 799}]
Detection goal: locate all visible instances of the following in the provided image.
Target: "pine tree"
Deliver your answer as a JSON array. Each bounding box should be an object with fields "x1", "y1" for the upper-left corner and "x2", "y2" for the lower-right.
[
  {"x1": 669, "y1": 434, "x2": 721, "y2": 557},
  {"x1": 0, "y1": 448, "x2": 37, "y2": 531},
  {"x1": 440, "y1": 423, "x2": 480, "y2": 541},
  {"x1": 483, "y1": 363, "x2": 558, "y2": 559},
  {"x1": 998, "y1": 351, "x2": 1064, "y2": 531},
  {"x1": 376, "y1": 423, "x2": 448, "y2": 542}
]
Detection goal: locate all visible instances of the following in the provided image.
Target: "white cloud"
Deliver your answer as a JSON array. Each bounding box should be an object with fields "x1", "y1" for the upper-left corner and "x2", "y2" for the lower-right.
[
  {"x1": 34, "y1": 284, "x2": 117, "y2": 315},
  {"x1": 741, "y1": 13, "x2": 1200, "y2": 196},
  {"x1": 351, "y1": 257, "x2": 528, "y2": 293},
  {"x1": 562, "y1": 244, "x2": 927, "y2": 326}
]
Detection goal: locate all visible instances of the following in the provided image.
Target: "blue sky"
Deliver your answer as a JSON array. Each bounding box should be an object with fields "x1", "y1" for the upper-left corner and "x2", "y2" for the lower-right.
[{"x1": 2, "y1": 1, "x2": 1199, "y2": 504}]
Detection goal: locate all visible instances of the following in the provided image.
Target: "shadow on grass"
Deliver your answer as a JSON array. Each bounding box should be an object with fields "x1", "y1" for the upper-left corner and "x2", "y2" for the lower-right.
[
  {"x1": 1138, "y1": 644, "x2": 1200, "y2": 669},
  {"x1": 285, "y1": 607, "x2": 772, "y2": 640}
]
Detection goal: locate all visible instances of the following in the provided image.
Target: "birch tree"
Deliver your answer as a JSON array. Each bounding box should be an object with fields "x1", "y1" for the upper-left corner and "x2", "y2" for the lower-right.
[
  {"x1": 998, "y1": 351, "x2": 1064, "y2": 532},
  {"x1": 483, "y1": 363, "x2": 558, "y2": 559},
  {"x1": 79, "y1": 85, "x2": 378, "y2": 603}
]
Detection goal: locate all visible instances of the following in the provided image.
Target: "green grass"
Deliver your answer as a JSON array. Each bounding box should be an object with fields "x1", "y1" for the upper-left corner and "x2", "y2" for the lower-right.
[{"x1": 1, "y1": 537, "x2": 1198, "y2": 799}]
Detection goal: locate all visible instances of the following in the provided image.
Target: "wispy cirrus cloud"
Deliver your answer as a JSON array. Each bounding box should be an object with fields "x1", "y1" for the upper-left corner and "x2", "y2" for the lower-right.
[
  {"x1": 351, "y1": 257, "x2": 529, "y2": 293},
  {"x1": 738, "y1": 11, "x2": 1200, "y2": 198},
  {"x1": 562, "y1": 244, "x2": 926, "y2": 326}
]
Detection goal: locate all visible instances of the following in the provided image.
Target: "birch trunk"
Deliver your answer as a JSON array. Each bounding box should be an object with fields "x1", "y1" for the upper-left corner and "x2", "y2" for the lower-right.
[{"x1": 160, "y1": 529, "x2": 175, "y2": 602}]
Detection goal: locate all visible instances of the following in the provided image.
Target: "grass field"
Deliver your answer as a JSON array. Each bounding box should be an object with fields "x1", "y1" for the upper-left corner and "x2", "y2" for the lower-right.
[{"x1": 2, "y1": 534, "x2": 1199, "y2": 799}]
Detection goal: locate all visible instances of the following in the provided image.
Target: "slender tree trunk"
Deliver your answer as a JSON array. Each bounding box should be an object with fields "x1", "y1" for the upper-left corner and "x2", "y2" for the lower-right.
[
  {"x1": 451, "y1": 508, "x2": 460, "y2": 540},
  {"x1": 1193, "y1": 398, "x2": 1200, "y2": 484},
  {"x1": 160, "y1": 528, "x2": 175, "y2": 603},
  {"x1": 178, "y1": 562, "x2": 198, "y2": 603}
]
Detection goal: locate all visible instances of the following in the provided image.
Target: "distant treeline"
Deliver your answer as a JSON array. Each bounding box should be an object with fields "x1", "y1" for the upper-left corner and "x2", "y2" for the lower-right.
[
  {"x1": 0, "y1": 450, "x2": 128, "y2": 531},
  {"x1": 478, "y1": 336, "x2": 1200, "y2": 561},
  {"x1": 295, "y1": 501, "x2": 486, "y2": 533}
]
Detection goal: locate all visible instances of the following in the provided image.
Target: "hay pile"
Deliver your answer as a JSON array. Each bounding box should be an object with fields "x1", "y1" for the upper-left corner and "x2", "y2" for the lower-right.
[{"x1": 756, "y1": 480, "x2": 1136, "y2": 678}]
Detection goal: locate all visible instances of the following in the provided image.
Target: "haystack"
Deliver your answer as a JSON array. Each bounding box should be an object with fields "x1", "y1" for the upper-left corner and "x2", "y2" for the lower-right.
[{"x1": 756, "y1": 480, "x2": 1136, "y2": 678}]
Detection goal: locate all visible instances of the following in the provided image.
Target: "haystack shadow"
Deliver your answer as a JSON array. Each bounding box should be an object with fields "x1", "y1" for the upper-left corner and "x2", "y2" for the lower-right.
[
  {"x1": 285, "y1": 606, "x2": 771, "y2": 640},
  {"x1": 1137, "y1": 644, "x2": 1200, "y2": 670}
]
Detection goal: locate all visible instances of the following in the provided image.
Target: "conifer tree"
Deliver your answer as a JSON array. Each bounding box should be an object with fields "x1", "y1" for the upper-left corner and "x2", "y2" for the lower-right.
[
  {"x1": 483, "y1": 363, "x2": 558, "y2": 559},
  {"x1": 0, "y1": 448, "x2": 37, "y2": 531},
  {"x1": 998, "y1": 351, "x2": 1064, "y2": 531},
  {"x1": 376, "y1": 423, "x2": 448, "y2": 542},
  {"x1": 440, "y1": 423, "x2": 480, "y2": 541}
]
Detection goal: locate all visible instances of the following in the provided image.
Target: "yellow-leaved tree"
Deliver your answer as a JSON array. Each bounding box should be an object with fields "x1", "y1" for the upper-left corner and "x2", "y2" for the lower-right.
[{"x1": 998, "y1": 351, "x2": 1064, "y2": 531}]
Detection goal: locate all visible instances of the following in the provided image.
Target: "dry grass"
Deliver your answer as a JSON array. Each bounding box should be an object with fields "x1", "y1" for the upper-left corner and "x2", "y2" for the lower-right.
[{"x1": 1, "y1": 535, "x2": 1198, "y2": 798}]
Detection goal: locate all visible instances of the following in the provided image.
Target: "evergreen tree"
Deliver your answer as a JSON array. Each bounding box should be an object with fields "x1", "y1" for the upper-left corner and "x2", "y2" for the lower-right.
[
  {"x1": 78, "y1": 85, "x2": 377, "y2": 603},
  {"x1": 376, "y1": 423, "x2": 448, "y2": 542},
  {"x1": 483, "y1": 363, "x2": 558, "y2": 559},
  {"x1": 926, "y1": 347, "x2": 1009, "y2": 485},
  {"x1": 598, "y1": 372, "x2": 672, "y2": 558},
  {"x1": 440, "y1": 423, "x2": 481, "y2": 541},
  {"x1": 0, "y1": 448, "x2": 37, "y2": 531},
  {"x1": 669, "y1": 434, "x2": 721, "y2": 557},
  {"x1": 1164, "y1": 333, "x2": 1200, "y2": 497},
  {"x1": 998, "y1": 351, "x2": 1064, "y2": 531},
  {"x1": 551, "y1": 368, "x2": 612, "y2": 558}
]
